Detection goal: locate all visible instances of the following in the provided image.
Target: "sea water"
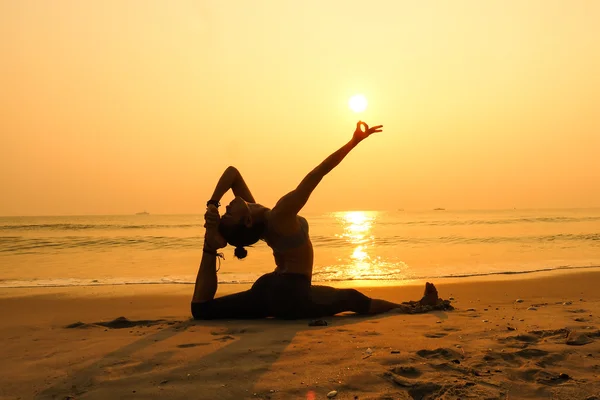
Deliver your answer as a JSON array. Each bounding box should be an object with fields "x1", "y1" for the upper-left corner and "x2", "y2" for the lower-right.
[{"x1": 1, "y1": 209, "x2": 599, "y2": 288}]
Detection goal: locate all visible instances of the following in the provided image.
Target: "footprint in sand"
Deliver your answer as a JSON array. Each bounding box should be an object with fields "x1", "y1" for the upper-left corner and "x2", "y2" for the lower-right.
[
  {"x1": 360, "y1": 331, "x2": 382, "y2": 337},
  {"x1": 482, "y1": 344, "x2": 569, "y2": 371},
  {"x1": 416, "y1": 348, "x2": 462, "y2": 360},
  {"x1": 442, "y1": 326, "x2": 461, "y2": 332},
  {"x1": 480, "y1": 349, "x2": 558, "y2": 371},
  {"x1": 390, "y1": 366, "x2": 422, "y2": 378},
  {"x1": 482, "y1": 350, "x2": 523, "y2": 367},
  {"x1": 498, "y1": 328, "x2": 570, "y2": 347},
  {"x1": 387, "y1": 369, "x2": 501, "y2": 399},
  {"x1": 573, "y1": 317, "x2": 589, "y2": 322},
  {"x1": 424, "y1": 332, "x2": 448, "y2": 338},
  {"x1": 213, "y1": 335, "x2": 236, "y2": 342},
  {"x1": 566, "y1": 308, "x2": 588, "y2": 314},
  {"x1": 498, "y1": 333, "x2": 540, "y2": 347},
  {"x1": 509, "y1": 368, "x2": 571, "y2": 386},
  {"x1": 514, "y1": 348, "x2": 549, "y2": 359},
  {"x1": 536, "y1": 352, "x2": 567, "y2": 368},
  {"x1": 210, "y1": 327, "x2": 257, "y2": 336},
  {"x1": 176, "y1": 343, "x2": 209, "y2": 348}
]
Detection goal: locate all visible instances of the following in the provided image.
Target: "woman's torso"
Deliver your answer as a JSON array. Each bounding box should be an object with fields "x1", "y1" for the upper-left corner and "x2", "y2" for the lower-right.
[{"x1": 263, "y1": 215, "x2": 314, "y2": 278}]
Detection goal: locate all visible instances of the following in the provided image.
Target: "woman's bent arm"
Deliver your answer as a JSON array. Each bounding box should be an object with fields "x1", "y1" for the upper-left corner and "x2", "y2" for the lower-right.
[{"x1": 209, "y1": 166, "x2": 256, "y2": 204}]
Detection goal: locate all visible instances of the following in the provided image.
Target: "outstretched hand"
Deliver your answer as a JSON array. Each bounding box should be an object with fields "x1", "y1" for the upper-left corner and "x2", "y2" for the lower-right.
[
  {"x1": 204, "y1": 205, "x2": 227, "y2": 250},
  {"x1": 352, "y1": 121, "x2": 383, "y2": 143}
]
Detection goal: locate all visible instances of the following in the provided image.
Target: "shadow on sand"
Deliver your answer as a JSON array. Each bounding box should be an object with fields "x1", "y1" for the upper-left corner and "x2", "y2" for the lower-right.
[{"x1": 37, "y1": 308, "x2": 450, "y2": 399}]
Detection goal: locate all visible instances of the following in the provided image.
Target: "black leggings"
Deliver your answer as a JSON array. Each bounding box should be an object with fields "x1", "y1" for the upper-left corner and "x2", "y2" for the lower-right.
[{"x1": 191, "y1": 272, "x2": 372, "y2": 320}]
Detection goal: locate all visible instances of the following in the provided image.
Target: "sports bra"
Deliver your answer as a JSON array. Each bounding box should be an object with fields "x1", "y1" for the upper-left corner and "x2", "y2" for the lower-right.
[{"x1": 265, "y1": 216, "x2": 309, "y2": 252}]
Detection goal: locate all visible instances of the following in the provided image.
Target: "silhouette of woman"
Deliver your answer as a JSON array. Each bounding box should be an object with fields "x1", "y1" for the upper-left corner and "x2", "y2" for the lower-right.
[{"x1": 191, "y1": 122, "x2": 451, "y2": 319}]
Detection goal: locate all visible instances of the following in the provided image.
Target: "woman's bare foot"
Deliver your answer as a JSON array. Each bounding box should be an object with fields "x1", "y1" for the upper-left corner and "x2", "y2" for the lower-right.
[
  {"x1": 419, "y1": 282, "x2": 439, "y2": 306},
  {"x1": 390, "y1": 282, "x2": 453, "y2": 314}
]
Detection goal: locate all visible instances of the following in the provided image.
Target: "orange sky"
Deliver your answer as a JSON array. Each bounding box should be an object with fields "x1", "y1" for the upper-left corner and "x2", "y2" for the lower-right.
[{"x1": 1, "y1": 1, "x2": 599, "y2": 216}]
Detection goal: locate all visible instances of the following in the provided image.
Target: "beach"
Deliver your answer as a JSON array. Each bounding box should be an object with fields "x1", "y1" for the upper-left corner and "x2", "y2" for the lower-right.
[
  {"x1": 3, "y1": 0, "x2": 600, "y2": 398},
  {"x1": 2, "y1": 269, "x2": 600, "y2": 400}
]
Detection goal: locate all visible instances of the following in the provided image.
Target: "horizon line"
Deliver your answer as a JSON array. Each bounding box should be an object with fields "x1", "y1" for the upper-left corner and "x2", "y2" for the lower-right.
[{"x1": 1, "y1": 207, "x2": 600, "y2": 218}]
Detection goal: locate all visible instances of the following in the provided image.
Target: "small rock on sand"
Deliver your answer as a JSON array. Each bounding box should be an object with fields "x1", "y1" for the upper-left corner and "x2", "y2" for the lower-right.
[
  {"x1": 515, "y1": 299, "x2": 524, "y2": 303},
  {"x1": 466, "y1": 308, "x2": 476, "y2": 312},
  {"x1": 566, "y1": 331, "x2": 593, "y2": 346},
  {"x1": 390, "y1": 350, "x2": 400, "y2": 354},
  {"x1": 449, "y1": 297, "x2": 455, "y2": 301},
  {"x1": 527, "y1": 307, "x2": 537, "y2": 311},
  {"x1": 327, "y1": 390, "x2": 338, "y2": 398}
]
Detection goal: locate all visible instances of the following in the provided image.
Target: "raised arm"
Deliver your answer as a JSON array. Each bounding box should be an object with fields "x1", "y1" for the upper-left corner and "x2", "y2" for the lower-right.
[
  {"x1": 272, "y1": 121, "x2": 382, "y2": 218},
  {"x1": 209, "y1": 166, "x2": 256, "y2": 204}
]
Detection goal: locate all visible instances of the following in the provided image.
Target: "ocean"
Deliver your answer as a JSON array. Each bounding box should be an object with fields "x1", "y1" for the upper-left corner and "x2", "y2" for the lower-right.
[{"x1": 1, "y1": 209, "x2": 599, "y2": 288}]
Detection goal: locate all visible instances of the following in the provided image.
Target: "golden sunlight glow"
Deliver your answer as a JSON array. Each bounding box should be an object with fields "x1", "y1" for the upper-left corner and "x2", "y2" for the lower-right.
[
  {"x1": 318, "y1": 211, "x2": 408, "y2": 281},
  {"x1": 2, "y1": 2, "x2": 599, "y2": 216},
  {"x1": 352, "y1": 245, "x2": 368, "y2": 261},
  {"x1": 335, "y1": 211, "x2": 376, "y2": 277},
  {"x1": 337, "y1": 211, "x2": 374, "y2": 244},
  {"x1": 348, "y1": 94, "x2": 368, "y2": 113}
]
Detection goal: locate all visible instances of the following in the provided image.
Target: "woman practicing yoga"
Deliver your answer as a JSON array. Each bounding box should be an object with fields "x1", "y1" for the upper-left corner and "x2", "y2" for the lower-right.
[{"x1": 191, "y1": 121, "x2": 452, "y2": 319}]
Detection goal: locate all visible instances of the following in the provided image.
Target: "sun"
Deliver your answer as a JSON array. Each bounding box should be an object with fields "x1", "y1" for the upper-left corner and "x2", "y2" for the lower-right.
[{"x1": 349, "y1": 94, "x2": 368, "y2": 113}]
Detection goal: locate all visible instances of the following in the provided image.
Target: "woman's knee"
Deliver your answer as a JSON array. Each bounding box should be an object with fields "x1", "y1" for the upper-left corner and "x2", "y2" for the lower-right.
[
  {"x1": 340, "y1": 288, "x2": 363, "y2": 300},
  {"x1": 341, "y1": 289, "x2": 371, "y2": 313}
]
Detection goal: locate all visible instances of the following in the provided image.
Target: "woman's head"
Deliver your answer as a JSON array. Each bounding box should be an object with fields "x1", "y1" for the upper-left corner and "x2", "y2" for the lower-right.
[{"x1": 219, "y1": 196, "x2": 266, "y2": 259}]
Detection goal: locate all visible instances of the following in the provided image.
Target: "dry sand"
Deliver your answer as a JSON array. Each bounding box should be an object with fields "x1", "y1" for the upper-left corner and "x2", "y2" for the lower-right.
[{"x1": 1, "y1": 270, "x2": 600, "y2": 400}]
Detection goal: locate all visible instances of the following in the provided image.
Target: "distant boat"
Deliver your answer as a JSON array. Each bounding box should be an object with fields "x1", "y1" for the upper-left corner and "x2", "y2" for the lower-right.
[
  {"x1": 433, "y1": 208, "x2": 445, "y2": 211},
  {"x1": 135, "y1": 211, "x2": 150, "y2": 215}
]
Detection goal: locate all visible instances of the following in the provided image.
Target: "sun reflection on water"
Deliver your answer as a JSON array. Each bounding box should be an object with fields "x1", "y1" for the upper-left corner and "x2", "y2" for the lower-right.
[
  {"x1": 336, "y1": 211, "x2": 375, "y2": 244},
  {"x1": 316, "y1": 211, "x2": 408, "y2": 281},
  {"x1": 330, "y1": 211, "x2": 387, "y2": 279}
]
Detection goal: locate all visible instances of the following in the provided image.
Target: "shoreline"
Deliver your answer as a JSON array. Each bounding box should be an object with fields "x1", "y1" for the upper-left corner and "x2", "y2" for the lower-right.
[{"x1": 2, "y1": 265, "x2": 600, "y2": 296}]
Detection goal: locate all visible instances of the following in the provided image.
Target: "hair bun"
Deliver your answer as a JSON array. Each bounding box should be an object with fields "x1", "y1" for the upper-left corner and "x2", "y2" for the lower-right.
[{"x1": 234, "y1": 246, "x2": 248, "y2": 259}]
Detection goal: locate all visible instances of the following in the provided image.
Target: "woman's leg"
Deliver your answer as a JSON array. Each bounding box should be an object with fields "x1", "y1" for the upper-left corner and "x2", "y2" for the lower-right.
[
  {"x1": 306, "y1": 282, "x2": 451, "y2": 317},
  {"x1": 191, "y1": 252, "x2": 269, "y2": 320},
  {"x1": 191, "y1": 251, "x2": 219, "y2": 303},
  {"x1": 368, "y1": 282, "x2": 444, "y2": 313},
  {"x1": 306, "y1": 285, "x2": 373, "y2": 317},
  {"x1": 191, "y1": 290, "x2": 268, "y2": 320}
]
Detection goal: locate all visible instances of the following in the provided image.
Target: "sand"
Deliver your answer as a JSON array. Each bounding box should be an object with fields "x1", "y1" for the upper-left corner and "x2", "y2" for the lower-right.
[{"x1": 1, "y1": 270, "x2": 600, "y2": 400}]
